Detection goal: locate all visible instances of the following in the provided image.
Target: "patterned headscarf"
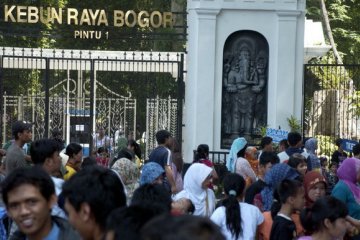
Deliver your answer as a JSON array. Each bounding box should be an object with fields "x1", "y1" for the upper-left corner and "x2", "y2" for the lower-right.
[
  {"x1": 337, "y1": 158, "x2": 360, "y2": 203},
  {"x1": 226, "y1": 137, "x2": 247, "y2": 172},
  {"x1": 260, "y1": 163, "x2": 299, "y2": 211}
]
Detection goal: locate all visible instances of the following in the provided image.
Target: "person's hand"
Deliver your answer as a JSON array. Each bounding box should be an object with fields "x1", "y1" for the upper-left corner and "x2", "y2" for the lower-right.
[
  {"x1": 346, "y1": 216, "x2": 360, "y2": 236},
  {"x1": 171, "y1": 185, "x2": 178, "y2": 195}
]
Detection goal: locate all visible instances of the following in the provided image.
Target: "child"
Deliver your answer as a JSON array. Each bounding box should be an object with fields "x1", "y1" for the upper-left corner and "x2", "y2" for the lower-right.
[
  {"x1": 298, "y1": 196, "x2": 348, "y2": 240},
  {"x1": 288, "y1": 153, "x2": 307, "y2": 180},
  {"x1": 211, "y1": 173, "x2": 264, "y2": 239},
  {"x1": 325, "y1": 162, "x2": 339, "y2": 194},
  {"x1": 96, "y1": 147, "x2": 109, "y2": 167},
  {"x1": 269, "y1": 179, "x2": 305, "y2": 240}
]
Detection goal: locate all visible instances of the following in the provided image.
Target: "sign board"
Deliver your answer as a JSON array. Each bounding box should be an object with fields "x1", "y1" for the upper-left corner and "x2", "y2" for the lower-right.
[
  {"x1": 342, "y1": 139, "x2": 358, "y2": 152},
  {"x1": 266, "y1": 128, "x2": 289, "y2": 143}
]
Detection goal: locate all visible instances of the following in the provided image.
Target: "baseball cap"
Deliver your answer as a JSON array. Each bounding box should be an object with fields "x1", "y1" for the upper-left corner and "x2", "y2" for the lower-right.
[{"x1": 12, "y1": 120, "x2": 32, "y2": 138}]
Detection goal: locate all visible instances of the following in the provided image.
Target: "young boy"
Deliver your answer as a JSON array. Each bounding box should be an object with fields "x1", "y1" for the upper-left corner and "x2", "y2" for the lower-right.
[{"x1": 270, "y1": 179, "x2": 305, "y2": 240}]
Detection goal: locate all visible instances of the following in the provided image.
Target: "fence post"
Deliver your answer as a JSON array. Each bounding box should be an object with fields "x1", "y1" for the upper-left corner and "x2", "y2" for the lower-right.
[
  {"x1": 44, "y1": 58, "x2": 50, "y2": 138},
  {"x1": 89, "y1": 59, "x2": 95, "y2": 155}
]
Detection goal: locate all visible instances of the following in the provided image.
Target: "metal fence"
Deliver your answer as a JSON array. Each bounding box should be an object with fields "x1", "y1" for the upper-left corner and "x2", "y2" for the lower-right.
[
  {"x1": 0, "y1": 47, "x2": 185, "y2": 157},
  {"x1": 303, "y1": 63, "x2": 360, "y2": 155}
]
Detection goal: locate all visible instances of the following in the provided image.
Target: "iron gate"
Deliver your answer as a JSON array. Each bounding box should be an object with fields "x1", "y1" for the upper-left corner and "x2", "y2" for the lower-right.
[
  {"x1": 303, "y1": 63, "x2": 360, "y2": 155},
  {"x1": 0, "y1": 47, "x2": 185, "y2": 157}
]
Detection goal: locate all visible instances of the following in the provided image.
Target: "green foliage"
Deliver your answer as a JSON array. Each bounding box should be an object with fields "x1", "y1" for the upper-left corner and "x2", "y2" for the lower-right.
[
  {"x1": 287, "y1": 115, "x2": 301, "y2": 132},
  {"x1": 315, "y1": 134, "x2": 337, "y2": 157},
  {"x1": 307, "y1": 0, "x2": 360, "y2": 64}
]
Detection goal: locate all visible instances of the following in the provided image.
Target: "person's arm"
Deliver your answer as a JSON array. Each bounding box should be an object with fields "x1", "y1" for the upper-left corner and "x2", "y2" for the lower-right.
[{"x1": 165, "y1": 165, "x2": 177, "y2": 194}]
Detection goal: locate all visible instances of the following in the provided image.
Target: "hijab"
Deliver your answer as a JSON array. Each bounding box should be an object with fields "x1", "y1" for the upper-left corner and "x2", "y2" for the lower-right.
[
  {"x1": 226, "y1": 137, "x2": 247, "y2": 172},
  {"x1": 260, "y1": 163, "x2": 299, "y2": 211},
  {"x1": 304, "y1": 138, "x2": 321, "y2": 171},
  {"x1": 174, "y1": 163, "x2": 215, "y2": 216},
  {"x1": 337, "y1": 158, "x2": 360, "y2": 203},
  {"x1": 304, "y1": 170, "x2": 327, "y2": 207}
]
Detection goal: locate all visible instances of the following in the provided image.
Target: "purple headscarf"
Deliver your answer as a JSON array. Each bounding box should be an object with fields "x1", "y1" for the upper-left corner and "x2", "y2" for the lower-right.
[{"x1": 337, "y1": 158, "x2": 360, "y2": 203}]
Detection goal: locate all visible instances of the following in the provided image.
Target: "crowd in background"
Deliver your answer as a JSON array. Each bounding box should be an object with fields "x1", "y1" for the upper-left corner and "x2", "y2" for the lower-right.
[{"x1": 0, "y1": 120, "x2": 360, "y2": 239}]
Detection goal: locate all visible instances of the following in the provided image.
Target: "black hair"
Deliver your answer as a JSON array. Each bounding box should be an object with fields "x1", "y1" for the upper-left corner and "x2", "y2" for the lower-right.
[
  {"x1": 106, "y1": 205, "x2": 161, "y2": 240},
  {"x1": 222, "y1": 173, "x2": 245, "y2": 239},
  {"x1": 97, "y1": 147, "x2": 106, "y2": 154},
  {"x1": 131, "y1": 184, "x2": 172, "y2": 214},
  {"x1": 109, "y1": 148, "x2": 134, "y2": 167},
  {"x1": 127, "y1": 139, "x2": 142, "y2": 159},
  {"x1": 236, "y1": 144, "x2": 248, "y2": 158},
  {"x1": 141, "y1": 214, "x2": 225, "y2": 240},
  {"x1": 259, "y1": 152, "x2": 280, "y2": 166},
  {"x1": 300, "y1": 196, "x2": 348, "y2": 235},
  {"x1": 65, "y1": 143, "x2": 82, "y2": 158},
  {"x1": 279, "y1": 139, "x2": 289, "y2": 149},
  {"x1": 288, "y1": 153, "x2": 306, "y2": 169},
  {"x1": 260, "y1": 137, "x2": 273, "y2": 149},
  {"x1": 329, "y1": 161, "x2": 338, "y2": 169},
  {"x1": 287, "y1": 132, "x2": 302, "y2": 147},
  {"x1": 61, "y1": 166, "x2": 126, "y2": 230},
  {"x1": 155, "y1": 130, "x2": 171, "y2": 144},
  {"x1": 81, "y1": 156, "x2": 97, "y2": 169},
  {"x1": 335, "y1": 138, "x2": 343, "y2": 147},
  {"x1": 353, "y1": 143, "x2": 360, "y2": 156},
  {"x1": 319, "y1": 157, "x2": 328, "y2": 167},
  {"x1": 271, "y1": 179, "x2": 303, "y2": 218},
  {"x1": 1, "y1": 166, "x2": 55, "y2": 205},
  {"x1": 194, "y1": 144, "x2": 209, "y2": 163},
  {"x1": 11, "y1": 120, "x2": 32, "y2": 140},
  {"x1": 30, "y1": 139, "x2": 61, "y2": 165}
]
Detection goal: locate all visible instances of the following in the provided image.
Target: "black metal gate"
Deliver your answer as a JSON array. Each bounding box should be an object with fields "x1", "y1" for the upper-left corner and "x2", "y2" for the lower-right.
[
  {"x1": 303, "y1": 63, "x2": 360, "y2": 155},
  {"x1": 0, "y1": 48, "x2": 185, "y2": 157}
]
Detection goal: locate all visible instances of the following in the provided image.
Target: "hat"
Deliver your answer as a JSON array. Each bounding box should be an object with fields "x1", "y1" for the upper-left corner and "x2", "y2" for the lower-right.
[
  {"x1": 12, "y1": 120, "x2": 32, "y2": 138},
  {"x1": 140, "y1": 162, "x2": 165, "y2": 185}
]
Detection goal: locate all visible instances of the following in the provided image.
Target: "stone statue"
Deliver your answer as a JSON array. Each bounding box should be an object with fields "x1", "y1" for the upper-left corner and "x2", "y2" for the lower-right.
[{"x1": 221, "y1": 31, "x2": 268, "y2": 147}]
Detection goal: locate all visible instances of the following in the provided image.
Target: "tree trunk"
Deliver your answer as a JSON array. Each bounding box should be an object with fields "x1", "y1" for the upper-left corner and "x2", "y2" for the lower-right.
[{"x1": 320, "y1": 0, "x2": 343, "y2": 64}]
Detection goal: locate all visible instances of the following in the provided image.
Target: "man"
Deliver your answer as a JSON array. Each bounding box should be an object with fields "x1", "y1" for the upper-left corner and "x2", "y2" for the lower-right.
[
  {"x1": 30, "y1": 139, "x2": 65, "y2": 218},
  {"x1": 1, "y1": 167, "x2": 80, "y2": 240},
  {"x1": 353, "y1": 143, "x2": 360, "y2": 159},
  {"x1": 62, "y1": 166, "x2": 126, "y2": 240},
  {"x1": 259, "y1": 137, "x2": 273, "y2": 155},
  {"x1": 148, "y1": 130, "x2": 177, "y2": 194},
  {"x1": 277, "y1": 132, "x2": 308, "y2": 163},
  {"x1": 331, "y1": 138, "x2": 348, "y2": 164},
  {"x1": 245, "y1": 152, "x2": 280, "y2": 204},
  {"x1": 5, "y1": 121, "x2": 32, "y2": 174}
]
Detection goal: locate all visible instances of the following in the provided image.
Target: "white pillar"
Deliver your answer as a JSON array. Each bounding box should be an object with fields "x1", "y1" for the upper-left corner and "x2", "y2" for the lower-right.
[{"x1": 184, "y1": 8, "x2": 220, "y2": 163}]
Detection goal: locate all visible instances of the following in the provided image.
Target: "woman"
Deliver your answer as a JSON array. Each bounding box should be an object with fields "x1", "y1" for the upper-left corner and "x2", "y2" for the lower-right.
[
  {"x1": 171, "y1": 138, "x2": 184, "y2": 192},
  {"x1": 304, "y1": 138, "x2": 321, "y2": 172},
  {"x1": 304, "y1": 170, "x2": 327, "y2": 208},
  {"x1": 111, "y1": 155, "x2": 140, "y2": 202},
  {"x1": 173, "y1": 163, "x2": 216, "y2": 217},
  {"x1": 232, "y1": 139, "x2": 256, "y2": 187},
  {"x1": 331, "y1": 158, "x2": 360, "y2": 220},
  {"x1": 64, "y1": 143, "x2": 83, "y2": 180},
  {"x1": 194, "y1": 144, "x2": 219, "y2": 189},
  {"x1": 299, "y1": 196, "x2": 348, "y2": 240},
  {"x1": 211, "y1": 173, "x2": 264, "y2": 239}
]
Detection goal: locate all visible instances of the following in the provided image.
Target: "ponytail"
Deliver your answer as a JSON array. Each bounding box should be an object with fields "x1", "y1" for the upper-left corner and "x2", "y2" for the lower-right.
[
  {"x1": 222, "y1": 173, "x2": 245, "y2": 239},
  {"x1": 223, "y1": 192, "x2": 241, "y2": 239}
]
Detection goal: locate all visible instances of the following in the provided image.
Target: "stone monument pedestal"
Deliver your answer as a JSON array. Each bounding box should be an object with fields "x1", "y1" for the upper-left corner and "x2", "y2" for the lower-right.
[{"x1": 183, "y1": 0, "x2": 306, "y2": 163}]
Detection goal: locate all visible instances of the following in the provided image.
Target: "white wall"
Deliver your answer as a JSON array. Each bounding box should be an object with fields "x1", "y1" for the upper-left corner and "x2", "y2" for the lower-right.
[{"x1": 184, "y1": 0, "x2": 306, "y2": 163}]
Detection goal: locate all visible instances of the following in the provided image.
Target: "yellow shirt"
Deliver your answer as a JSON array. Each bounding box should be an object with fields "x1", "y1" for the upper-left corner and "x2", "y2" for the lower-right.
[{"x1": 64, "y1": 165, "x2": 76, "y2": 181}]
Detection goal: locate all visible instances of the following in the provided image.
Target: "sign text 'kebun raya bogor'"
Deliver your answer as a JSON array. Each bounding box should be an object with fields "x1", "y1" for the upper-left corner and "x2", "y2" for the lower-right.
[{"x1": 3, "y1": 5, "x2": 174, "y2": 39}]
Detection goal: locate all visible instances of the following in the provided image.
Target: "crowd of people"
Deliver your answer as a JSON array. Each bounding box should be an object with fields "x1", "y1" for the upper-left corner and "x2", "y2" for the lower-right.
[{"x1": 1, "y1": 120, "x2": 360, "y2": 239}]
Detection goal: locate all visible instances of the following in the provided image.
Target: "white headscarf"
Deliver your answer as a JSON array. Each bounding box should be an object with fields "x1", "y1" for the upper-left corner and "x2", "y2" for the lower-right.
[{"x1": 173, "y1": 163, "x2": 215, "y2": 216}]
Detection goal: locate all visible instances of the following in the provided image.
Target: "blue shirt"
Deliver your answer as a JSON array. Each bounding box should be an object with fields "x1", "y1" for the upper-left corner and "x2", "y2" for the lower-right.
[
  {"x1": 44, "y1": 222, "x2": 60, "y2": 240},
  {"x1": 332, "y1": 180, "x2": 360, "y2": 219}
]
